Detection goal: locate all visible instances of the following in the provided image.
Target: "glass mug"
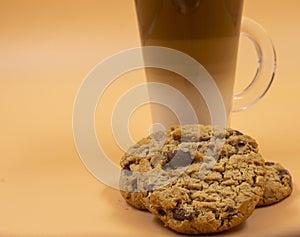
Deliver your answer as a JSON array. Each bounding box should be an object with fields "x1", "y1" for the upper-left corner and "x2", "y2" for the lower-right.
[{"x1": 134, "y1": 0, "x2": 276, "y2": 128}]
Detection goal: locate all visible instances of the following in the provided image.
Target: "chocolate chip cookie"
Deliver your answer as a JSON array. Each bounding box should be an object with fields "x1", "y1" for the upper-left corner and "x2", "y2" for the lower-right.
[
  {"x1": 120, "y1": 124, "x2": 266, "y2": 234},
  {"x1": 257, "y1": 161, "x2": 293, "y2": 207}
]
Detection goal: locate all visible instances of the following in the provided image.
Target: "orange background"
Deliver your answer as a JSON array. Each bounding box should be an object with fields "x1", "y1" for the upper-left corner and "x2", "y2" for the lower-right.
[{"x1": 0, "y1": 0, "x2": 300, "y2": 236}]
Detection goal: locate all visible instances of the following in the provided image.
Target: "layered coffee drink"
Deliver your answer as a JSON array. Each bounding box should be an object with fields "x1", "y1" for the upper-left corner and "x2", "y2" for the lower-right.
[{"x1": 135, "y1": 0, "x2": 244, "y2": 126}]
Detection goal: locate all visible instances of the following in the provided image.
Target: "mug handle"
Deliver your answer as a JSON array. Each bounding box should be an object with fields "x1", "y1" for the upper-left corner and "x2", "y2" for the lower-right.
[{"x1": 232, "y1": 17, "x2": 276, "y2": 112}]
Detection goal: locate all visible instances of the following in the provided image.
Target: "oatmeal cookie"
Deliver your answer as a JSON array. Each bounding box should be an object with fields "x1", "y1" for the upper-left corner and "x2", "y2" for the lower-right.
[
  {"x1": 257, "y1": 161, "x2": 293, "y2": 207},
  {"x1": 120, "y1": 124, "x2": 266, "y2": 234}
]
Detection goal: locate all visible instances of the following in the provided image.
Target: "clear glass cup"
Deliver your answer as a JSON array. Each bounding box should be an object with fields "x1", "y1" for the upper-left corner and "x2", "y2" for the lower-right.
[{"x1": 135, "y1": 0, "x2": 276, "y2": 127}]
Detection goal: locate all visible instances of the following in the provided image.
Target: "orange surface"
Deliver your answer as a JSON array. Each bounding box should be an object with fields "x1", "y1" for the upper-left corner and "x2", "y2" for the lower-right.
[{"x1": 0, "y1": 0, "x2": 300, "y2": 236}]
